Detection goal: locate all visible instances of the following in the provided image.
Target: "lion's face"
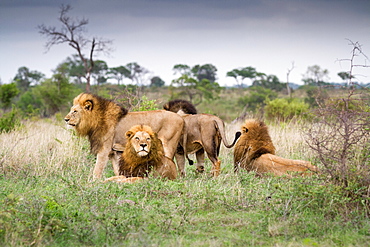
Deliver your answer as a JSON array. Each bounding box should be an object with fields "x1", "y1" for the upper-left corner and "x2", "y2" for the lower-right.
[
  {"x1": 64, "y1": 95, "x2": 94, "y2": 129},
  {"x1": 64, "y1": 104, "x2": 83, "y2": 128},
  {"x1": 127, "y1": 130, "x2": 152, "y2": 157}
]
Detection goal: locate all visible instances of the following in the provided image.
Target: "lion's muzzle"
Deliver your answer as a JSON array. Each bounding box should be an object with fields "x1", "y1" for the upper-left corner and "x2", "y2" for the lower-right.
[{"x1": 137, "y1": 143, "x2": 149, "y2": 156}]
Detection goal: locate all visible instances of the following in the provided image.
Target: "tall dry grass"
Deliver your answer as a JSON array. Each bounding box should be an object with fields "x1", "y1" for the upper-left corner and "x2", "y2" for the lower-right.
[{"x1": 0, "y1": 119, "x2": 93, "y2": 181}]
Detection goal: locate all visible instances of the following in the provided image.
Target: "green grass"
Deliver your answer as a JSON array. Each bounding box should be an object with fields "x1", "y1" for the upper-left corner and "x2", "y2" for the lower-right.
[{"x1": 1, "y1": 120, "x2": 369, "y2": 246}]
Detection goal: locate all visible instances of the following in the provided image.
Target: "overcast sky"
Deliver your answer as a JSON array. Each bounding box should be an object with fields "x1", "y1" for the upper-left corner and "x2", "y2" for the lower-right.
[{"x1": 1, "y1": 0, "x2": 370, "y2": 86}]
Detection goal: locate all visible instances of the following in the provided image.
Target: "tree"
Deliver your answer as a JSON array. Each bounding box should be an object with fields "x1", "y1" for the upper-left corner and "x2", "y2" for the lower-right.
[
  {"x1": 125, "y1": 62, "x2": 150, "y2": 86},
  {"x1": 337, "y1": 71, "x2": 354, "y2": 84},
  {"x1": 286, "y1": 62, "x2": 295, "y2": 97},
  {"x1": 191, "y1": 64, "x2": 218, "y2": 83},
  {"x1": 171, "y1": 64, "x2": 220, "y2": 104},
  {"x1": 60, "y1": 55, "x2": 86, "y2": 84},
  {"x1": 302, "y1": 65, "x2": 329, "y2": 85},
  {"x1": 173, "y1": 64, "x2": 191, "y2": 76},
  {"x1": 108, "y1": 66, "x2": 131, "y2": 85},
  {"x1": 226, "y1": 66, "x2": 257, "y2": 87},
  {"x1": 13, "y1": 67, "x2": 44, "y2": 92},
  {"x1": 171, "y1": 71, "x2": 220, "y2": 104},
  {"x1": 253, "y1": 74, "x2": 285, "y2": 91},
  {"x1": 0, "y1": 83, "x2": 19, "y2": 110},
  {"x1": 304, "y1": 40, "x2": 370, "y2": 203},
  {"x1": 150, "y1": 76, "x2": 165, "y2": 87},
  {"x1": 91, "y1": 60, "x2": 108, "y2": 85},
  {"x1": 38, "y1": 4, "x2": 112, "y2": 92}
]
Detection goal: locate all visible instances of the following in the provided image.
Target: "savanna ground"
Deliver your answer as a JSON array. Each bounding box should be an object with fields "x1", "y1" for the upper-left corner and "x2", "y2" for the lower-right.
[{"x1": 1, "y1": 114, "x2": 369, "y2": 246}]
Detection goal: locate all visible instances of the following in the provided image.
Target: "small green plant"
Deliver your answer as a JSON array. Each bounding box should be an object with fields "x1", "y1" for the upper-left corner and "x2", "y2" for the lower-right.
[
  {"x1": 264, "y1": 98, "x2": 310, "y2": 121},
  {"x1": 132, "y1": 95, "x2": 158, "y2": 111}
]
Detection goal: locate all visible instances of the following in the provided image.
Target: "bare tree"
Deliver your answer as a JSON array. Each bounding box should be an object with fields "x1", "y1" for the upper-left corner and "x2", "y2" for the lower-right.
[
  {"x1": 304, "y1": 40, "x2": 370, "y2": 205},
  {"x1": 338, "y1": 39, "x2": 370, "y2": 87},
  {"x1": 286, "y1": 61, "x2": 295, "y2": 97},
  {"x1": 38, "y1": 4, "x2": 112, "y2": 92}
]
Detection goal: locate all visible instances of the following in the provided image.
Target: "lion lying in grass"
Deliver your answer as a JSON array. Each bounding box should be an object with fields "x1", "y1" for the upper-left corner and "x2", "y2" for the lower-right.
[
  {"x1": 234, "y1": 119, "x2": 318, "y2": 177},
  {"x1": 105, "y1": 125, "x2": 177, "y2": 183}
]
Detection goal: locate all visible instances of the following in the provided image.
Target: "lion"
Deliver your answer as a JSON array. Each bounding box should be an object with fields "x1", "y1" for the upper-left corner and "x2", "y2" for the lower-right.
[
  {"x1": 163, "y1": 99, "x2": 197, "y2": 114},
  {"x1": 163, "y1": 99, "x2": 241, "y2": 177},
  {"x1": 234, "y1": 119, "x2": 318, "y2": 177},
  {"x1": 104, "y1": 125, "x2": 177, "y2": 183},
  {"x1": 64, "y1": 93, "x2": 184, "y2": 179}
]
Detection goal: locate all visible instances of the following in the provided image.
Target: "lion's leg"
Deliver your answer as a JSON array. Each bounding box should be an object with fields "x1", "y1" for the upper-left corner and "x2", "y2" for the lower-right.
[
  {"x1": 110, "y1": 151, "x2": 121, "y2": 176},
  {"x1": 94, "y1": 151, "x2": 110, "y2": 179},
  {"x1": 195, "y1": 149, "x2": 205, "y2": 173},
  {"x1": 210, "y1": 160, "x2": 221, "y2": 177},
  {"x1": 202, "y1": 141, "x2": 221, "y2": 177},
  {"x1": 175, "y1": 153, "x2": 186, "y2": 177}
]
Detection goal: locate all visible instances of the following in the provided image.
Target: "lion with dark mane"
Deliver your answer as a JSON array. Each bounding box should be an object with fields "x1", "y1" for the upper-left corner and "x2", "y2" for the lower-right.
[
  {"x1": 234, "y1": 119, "x2": 318, "y2": 176},
  {"x1": 163, "y1": 99, "x2": 241, "y2": 176},
  {"x1": 64, "y1": 93, "x2": 184, "y2": 179},
  {"x1": 104, "y1": 125, "x2": 177, "y2": 183}
]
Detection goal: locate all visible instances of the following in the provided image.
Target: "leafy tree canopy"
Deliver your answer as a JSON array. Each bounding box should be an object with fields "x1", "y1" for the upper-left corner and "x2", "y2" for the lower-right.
[{"x1": 13, "y1": 67, "x2": 44, "y2": 92}]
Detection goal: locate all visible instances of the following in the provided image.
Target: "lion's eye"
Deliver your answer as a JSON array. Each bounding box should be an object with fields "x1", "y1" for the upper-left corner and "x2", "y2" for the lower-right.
[
  {"x1": 146, "y1": 138, "x2": 151, "y2": 141},
  {"x1": 135, "y1": 137, "x2": 140, "y2": 141}
]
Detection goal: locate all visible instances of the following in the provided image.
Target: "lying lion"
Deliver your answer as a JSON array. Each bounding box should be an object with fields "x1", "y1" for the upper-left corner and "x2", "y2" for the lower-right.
[
  {"x1": 64, "y1": 93, "x2": 184, "y2": 179},
  {"x1": 164, "y1": 99, "x2": 241, "y2": 177},
  {"x1": 234, "y1": 119, "x2": 318, "y2": 177},
  {"x1": 105, "y1": 125, "x2": 177, "y2": 183}
]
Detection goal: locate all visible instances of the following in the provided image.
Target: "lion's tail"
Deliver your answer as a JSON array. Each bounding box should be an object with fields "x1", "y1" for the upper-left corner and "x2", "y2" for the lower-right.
[{"x1": 214, "y1": 119, "x2": 241, "y2": 148}]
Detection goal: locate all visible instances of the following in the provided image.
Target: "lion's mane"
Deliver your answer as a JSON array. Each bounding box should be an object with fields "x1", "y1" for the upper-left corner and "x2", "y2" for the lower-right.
[
  {"x1": 118, "y1": 125, "x2": 166, "y2": 178},
  {"x1": 73, "y1": 93, "x2": 128, "y2": 154},
  {"x1": 234, "y1": 119, "x2": 275, "y2": 166},
  {"x1": 163, "y1": 99, "x2": 197, "y2": 114},
  {"x1": 234, "y1": 119, "x2": 317, "y2": 176}
]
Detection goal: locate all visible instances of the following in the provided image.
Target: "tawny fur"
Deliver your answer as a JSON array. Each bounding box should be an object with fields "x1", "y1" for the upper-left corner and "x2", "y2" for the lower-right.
[
  {"x1": 164, "y1": 99, "x2": 241, "y2": 177},
  {"x1": 64, "y1": 93, "x2": 184, "y2": 179},
  {"x1": 234, "y1": 119, "x2": 318, "y2": 177},
  {"x1": 118, "y1": 125, "x2": 177, "y2": 180}
]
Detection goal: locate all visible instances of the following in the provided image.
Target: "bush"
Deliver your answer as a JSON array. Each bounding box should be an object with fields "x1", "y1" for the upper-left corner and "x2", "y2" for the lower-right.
[
  {"x1": 0, "y1": 108, "x2": 21, "y2": 133},
  {"x1": 264, "y1": 98, "x2": 310, "y2": 121},
  {"x1": 238, "y1": 86, "x2": 278, "y2": 113},
  {"x1": 303, "y1": 85, "x2": 328, "y2": 107},
  {"x1": 304, "y1": 93, "x2": 370, "y2": 208},
  {"x1": 0, "y1": 83, "x2": 19, "y2": 109}
]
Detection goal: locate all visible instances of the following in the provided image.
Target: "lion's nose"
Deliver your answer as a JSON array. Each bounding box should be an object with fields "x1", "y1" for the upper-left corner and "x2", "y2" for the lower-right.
[
  {"x1": 140, "y1": 143, "x2": 147, "y2": 148},
  {"x1": 64, "y1": 118, "x2": 69, "y2": 123}
]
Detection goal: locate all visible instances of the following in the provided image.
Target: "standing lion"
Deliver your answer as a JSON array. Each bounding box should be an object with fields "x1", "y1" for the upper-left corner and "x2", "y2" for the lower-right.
[
  {"x1": 164, "y1": 99, "x2": 241, "y2": 177},
  {"x1": 234, "y1": 119, "x2": 318, "y2": 176},
  {"x1": 64, "y1": 93, "x2": 184, "y2": 179}
]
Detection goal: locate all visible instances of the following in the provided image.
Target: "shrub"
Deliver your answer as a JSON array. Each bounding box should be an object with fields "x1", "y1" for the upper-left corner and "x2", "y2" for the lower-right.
[
  {"x1": 264, "y1": 98, "x2": 310, "y2": 121},
  {"x1": 304, "y1": 94, "x2": 370, "y2": 208},
  {"x1": 133, "y1": 95, "x2": 158, "y2": 111},
  {"x1": 303, "y1": 85, "x2": 328, "y2": 108},
  {"x1": 238, "y1": 86, "x2": 277, "y2": 113},
  {"x1": 0, "y1": 108, "x2": 21, "y2": 133},
  {"x1": 0, "y1": 83, "x2": 19, "y2": 109}
]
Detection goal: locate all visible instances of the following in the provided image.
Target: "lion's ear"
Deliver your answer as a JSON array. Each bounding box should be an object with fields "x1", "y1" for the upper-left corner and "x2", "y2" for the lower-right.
[
  {"x1": 125, "y1": 130, "x2": 134, "y2": 139},
  {"x1": 242, "y1": 126, "x2": 248, "y2": 133},
  {"x1": 83, "y1": 100, "x2": 93, "y2": 111}
]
